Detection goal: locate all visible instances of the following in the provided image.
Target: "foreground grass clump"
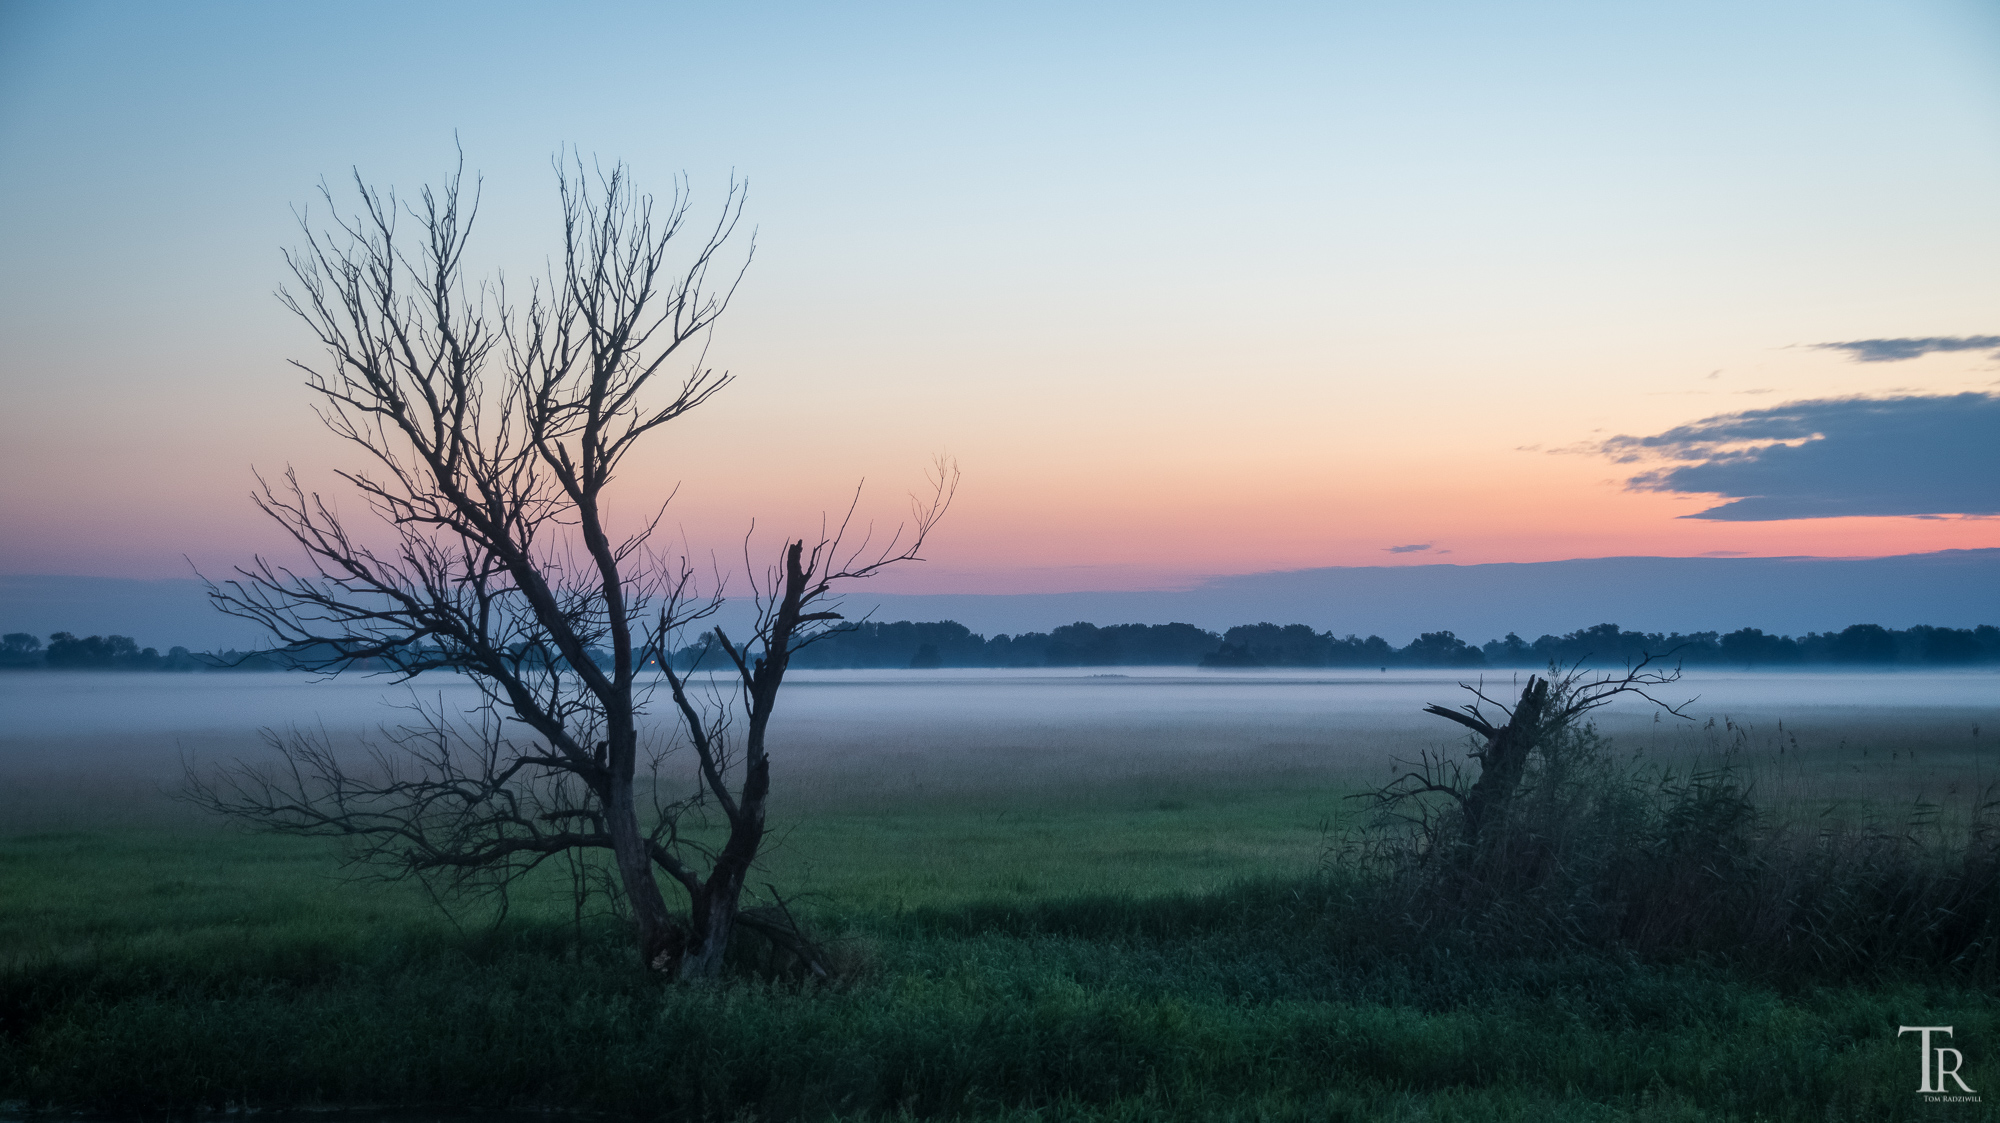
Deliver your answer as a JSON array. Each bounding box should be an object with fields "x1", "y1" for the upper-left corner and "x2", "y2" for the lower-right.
[
  {"x1": 3, "y1": 767, "x2": 1998, "y2": 1120},
  {"x1": 3, "y1": 881, "x2": 1993, "y2": 1121},
  {"x1": 1354, "y1": 718, "x2": 2000, "y2": 980}
]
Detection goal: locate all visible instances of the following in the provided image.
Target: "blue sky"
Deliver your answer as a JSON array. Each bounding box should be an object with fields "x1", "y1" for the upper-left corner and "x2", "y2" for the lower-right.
[{"x1": 2, "y1": 1, "x2": 1996, "y2": 588}]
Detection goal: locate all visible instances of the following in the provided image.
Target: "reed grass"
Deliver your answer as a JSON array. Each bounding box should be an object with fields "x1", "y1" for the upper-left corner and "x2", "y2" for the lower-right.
[{"x1": 3, "y1": 722, "x2": 1997, "y2": 1120}]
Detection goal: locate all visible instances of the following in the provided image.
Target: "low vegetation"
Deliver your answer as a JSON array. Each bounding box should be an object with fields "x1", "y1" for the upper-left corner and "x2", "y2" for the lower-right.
[
  {"x1": 11, "y1": 618, "x2": 2000, "y2": 673},
  {"x1": 1355, "y1": 702, "x2": 2000, "y2": 980},
  {"x1": 4, "y1": 695, "x2": 1997, "y2": 1120}
]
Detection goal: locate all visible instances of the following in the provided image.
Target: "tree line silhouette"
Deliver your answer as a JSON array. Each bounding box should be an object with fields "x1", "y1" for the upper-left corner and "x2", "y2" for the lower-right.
[
  {"x1": 677, "y1": 618, "x2": 2000, "y2": 671},
  {"x1": 7, "y1": 619, "x2": 1999, "y2": 674},
  {"x1": 1, "y1": 632, "x2": 320, "y2": 671}
]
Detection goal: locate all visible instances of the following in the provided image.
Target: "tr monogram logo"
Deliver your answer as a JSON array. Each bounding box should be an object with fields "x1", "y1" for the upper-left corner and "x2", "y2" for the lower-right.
[{"x1": 1899, "y1": 1025, "x2": 1978, "y2": 1101}]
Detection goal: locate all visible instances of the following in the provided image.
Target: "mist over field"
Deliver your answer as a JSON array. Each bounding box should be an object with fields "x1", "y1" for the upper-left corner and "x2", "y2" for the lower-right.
[{"x1": 7, "y1": 668, "x2": 1994, "y2": 832}]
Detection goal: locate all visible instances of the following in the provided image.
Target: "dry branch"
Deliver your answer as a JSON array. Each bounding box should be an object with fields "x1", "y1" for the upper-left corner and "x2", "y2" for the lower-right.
[{"x1": 187, "y1": 152, "x2": 952, "y2": 980}]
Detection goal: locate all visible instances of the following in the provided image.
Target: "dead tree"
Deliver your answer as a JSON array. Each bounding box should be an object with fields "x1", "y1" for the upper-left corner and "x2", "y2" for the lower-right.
[
  {"x1": 186, "y1": 153, "x2": 954, "y2": 980},
  {"x1": 1384, "y1": 656, "x2": 1692, "y2": 851}
]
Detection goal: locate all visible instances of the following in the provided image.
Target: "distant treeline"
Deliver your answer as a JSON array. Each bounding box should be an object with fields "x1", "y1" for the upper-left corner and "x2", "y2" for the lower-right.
[
  {"x1": 674, "y1": 619, "x2": 2000, "y2": 671},
  {"x1": 0, "y1": 632, "x2": 314, "y2": 672},
  {"x1": 10, "y1": 619, "x2": 2000, "y2": 674}
]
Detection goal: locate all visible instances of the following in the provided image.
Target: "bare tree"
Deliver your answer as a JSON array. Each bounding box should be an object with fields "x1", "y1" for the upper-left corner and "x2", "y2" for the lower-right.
[
  {"x1": 187, "y1": 153, "x2": 954, "y2": 980},
  {"x1": 1379, "y1": 656, "x2": 1692, "y2": 851}
]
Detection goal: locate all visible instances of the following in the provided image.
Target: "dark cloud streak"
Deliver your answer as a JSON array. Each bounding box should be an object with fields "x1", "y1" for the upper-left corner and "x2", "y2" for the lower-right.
[
  {"x1": 1812, "y1": 335, "x2": 2000, "y2": 363},
  {"x1": 1599, "y1": 393, "x2": 2000, "y2": 521}
]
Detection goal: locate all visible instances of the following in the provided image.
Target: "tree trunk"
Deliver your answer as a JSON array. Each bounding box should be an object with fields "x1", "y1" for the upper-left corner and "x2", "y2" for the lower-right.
[
  {"x1": 669, "y1": 550, "x2": 796, "y2": 979},
  {"x1": 1460, "y1": 675, "x2": 1550, "y2": 843},
  {"x1": 676, "y1": 876, "x2": 742, "y2": 980},
  {"x1": 676, "y1": 756, "x2": 770, "y2": 979},
  {"x1": 605, "y1": 770, "x2": 684, "y2": 969}
]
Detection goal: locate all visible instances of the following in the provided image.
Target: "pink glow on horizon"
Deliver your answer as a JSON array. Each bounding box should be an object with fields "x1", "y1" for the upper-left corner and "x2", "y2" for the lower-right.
[{"x1": 4, "y1": 3, "x2": 1998, "y2": 597}]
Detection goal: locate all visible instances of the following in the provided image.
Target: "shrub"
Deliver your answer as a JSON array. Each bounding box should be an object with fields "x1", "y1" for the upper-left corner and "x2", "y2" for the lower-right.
[{"x1": 1348, "y1": 684, "x2": 2000, "y2": 982}]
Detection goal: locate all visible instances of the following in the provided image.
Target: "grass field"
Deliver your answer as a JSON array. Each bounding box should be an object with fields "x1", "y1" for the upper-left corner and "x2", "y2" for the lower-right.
[{"x1": 3, "y1": 671, "x2": 1998, "y2": 1120}]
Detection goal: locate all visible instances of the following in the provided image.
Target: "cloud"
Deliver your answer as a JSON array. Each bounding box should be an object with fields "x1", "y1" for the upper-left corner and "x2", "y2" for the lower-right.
[
  {"x1": 1384, "y1": 543, "x2": 1433, "y2": 554},
  {"x1": 1597, "y1": 393, "x2": 2000, "y2": 520},
  {"x1": 1811, "y1": 335, "x2": 2000, "y2": 363}
]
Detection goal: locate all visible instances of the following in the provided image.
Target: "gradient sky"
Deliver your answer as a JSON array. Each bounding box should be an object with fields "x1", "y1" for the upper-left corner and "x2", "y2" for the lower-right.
[{"x1": 2, "y1": 0, "x2": 1997, "y2": 594}]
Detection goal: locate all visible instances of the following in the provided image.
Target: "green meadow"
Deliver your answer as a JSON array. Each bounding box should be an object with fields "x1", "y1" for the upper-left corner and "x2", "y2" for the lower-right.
[{"x1": 2, "y1": 670, "x2": 1997, "y2": 1120}]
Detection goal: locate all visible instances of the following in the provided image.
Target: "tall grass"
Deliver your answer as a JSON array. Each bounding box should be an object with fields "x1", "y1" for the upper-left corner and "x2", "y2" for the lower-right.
[
  {"x1": 5, "y1": 874, "x2": 1991, "y2": 1120},
  {"x1": 1349, "y1": 718, "x2": 2000, "y2": 982},
  {"x1": 5, "y1": 720, "x2": 1999, "y2": 1118}
]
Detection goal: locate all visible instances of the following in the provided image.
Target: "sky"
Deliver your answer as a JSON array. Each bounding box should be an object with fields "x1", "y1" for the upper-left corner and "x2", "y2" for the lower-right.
[{"x1": 2, "y1": 0, "x2": 1997, "y2": 596}]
